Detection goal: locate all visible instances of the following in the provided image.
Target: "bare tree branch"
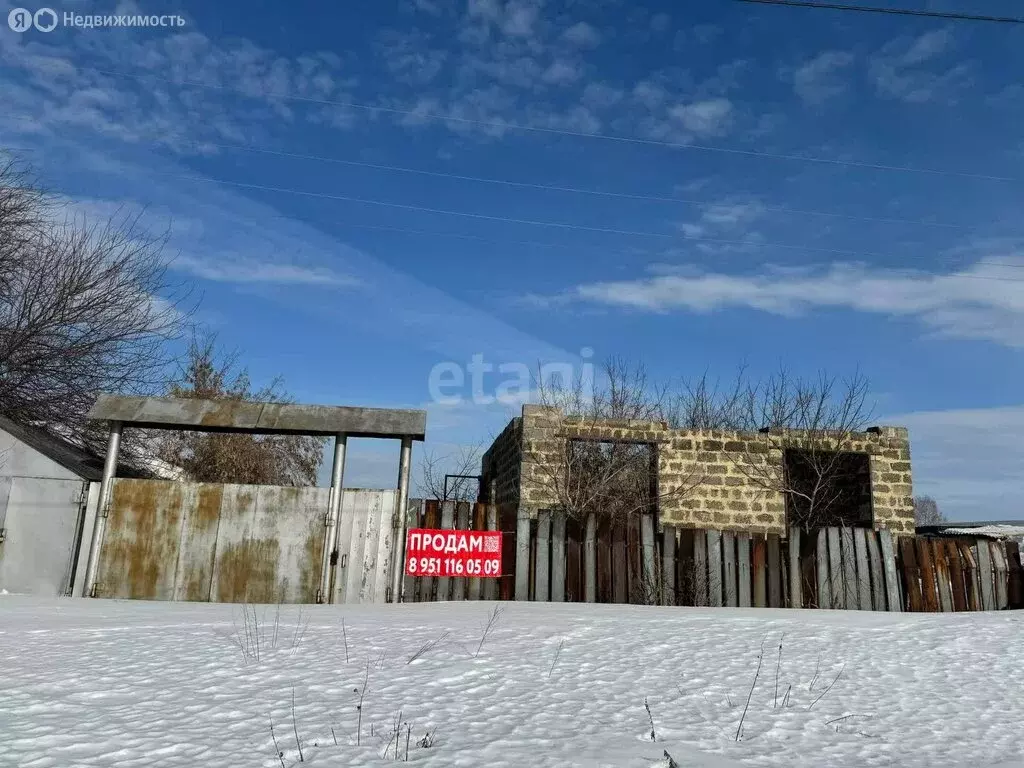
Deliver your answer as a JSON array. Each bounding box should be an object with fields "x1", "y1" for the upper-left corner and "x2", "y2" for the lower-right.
[
  {"x1": 913, "y1": 495, "x2": 945, "y2": 526},
  {"x1": 0, "y1": 155, "x2": 194, "y2": 469},
  {"x1": 726, "y1": 369, "x2": 876, "y2": 529},
  {"x1": 417, "y1": 444, "x2": 482, "y2": 501},
  {"x1": 527, "y1": 357, "x2": 705, "y2": 524},
  {"x1": 523, "y1": 359, "x2": 877, "y2": 530},
  {"x1": 156, "y1": 329, "x2": 325, "y2": 485}
]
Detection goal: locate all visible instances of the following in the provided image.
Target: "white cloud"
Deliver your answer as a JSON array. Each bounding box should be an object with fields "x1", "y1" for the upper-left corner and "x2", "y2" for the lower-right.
[
  {"x1": 581, "y1": 82, "x2": 624, "y2": 109},
  {"x1": 632, "y1": 80, "x2": 668, "y2": 109},
  {"x1": 377, "y1": 30, "x2": 448, "y2": 85},
  {"x1": 900, "y1": 29, "x2": 952, "y2": 65},
  {"x1": 544, "y1": 258, "x2": 1024, "y2": 346},
  {"x1": 172, "y1": 255, "x2": 361, "y2": 288},
  {"x1": 669, "y1": 98, "x2": 733, "y2": 136},
  {"x1": 540, "y1": 58, "x2": 581, "y2": 85},
  {"x1": 0, "y1": 16, "x2": 359, "y2": 154},
  {"x1": 886, "y1": 404, "x2": 1024, "y2": 521},
  {"x1": 502, "y1": 1, "x2": 539, "y2": 37},
  {"x1": 675, "y1": 196, "x2": 765, "y2": 241},
  {"x1": 869, "y1": 29, "x2": 972, "y2": 104},
  {"x1": 789, "y1": 51, "x2": 854, "y2": 105},
  {"x1": 563, "y1": 21, "x2": 601, "y2": 47}
]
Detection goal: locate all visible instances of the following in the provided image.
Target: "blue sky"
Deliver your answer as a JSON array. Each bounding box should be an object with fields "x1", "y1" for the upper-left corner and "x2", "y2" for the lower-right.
[{"x1": 2, "y1": 0, "x2": 1023, "y2": 519}]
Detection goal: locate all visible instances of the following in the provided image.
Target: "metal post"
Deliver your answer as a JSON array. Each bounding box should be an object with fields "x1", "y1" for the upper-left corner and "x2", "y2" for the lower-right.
[
  {"x1": 320, "y1": 434, "x2": 347, "y2": 603},
  {"x1": 390, "y1": 436, "x2": 413, "y2": 603},
  {"x1": 82, "y1": 421, "x2": 122, "y2": 598}
]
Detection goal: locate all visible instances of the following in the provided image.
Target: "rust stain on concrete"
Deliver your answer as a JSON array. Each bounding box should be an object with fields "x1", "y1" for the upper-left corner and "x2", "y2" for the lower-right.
[
  {"x1": 215, "y1": 537, "x2": 280, "y2": 603},
  {"x1": 100, "y1": 479, "x2": 183, "y2": 599},
  {"x1": 300, "y1": 515, "x2": 325, "y2": 603},
  {"x1": 193, "y1": 484, "x2": 225, "y2": 531},
  {"x1": 174, "y1": 484, "x2": 224, "y2": 602},
  {"x1": 197, "y1": 400, "x2": 258, "y2": 428}
]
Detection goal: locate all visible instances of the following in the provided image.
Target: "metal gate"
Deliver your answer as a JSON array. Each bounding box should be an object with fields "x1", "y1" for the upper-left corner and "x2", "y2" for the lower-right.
[
  {"x1": 95, "y1": 478, "x2": 406, "y2": 604},
  {"x1": 0, "y1": 477, "x2": 91, "y2": 596}
]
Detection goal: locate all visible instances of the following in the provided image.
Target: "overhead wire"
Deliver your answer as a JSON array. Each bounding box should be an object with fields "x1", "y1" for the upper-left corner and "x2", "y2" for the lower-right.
[
  {"x1": 3, "y1": 63, "x2": 1023, "y2": 283},
  {"x1": 734, "y1": 0, "x2": 1024, "y2": 24},
  {"x1": 143, "y1": 170, "x2": 1024, "y2": 281},
  {"x1": 86, "y1": 67, "x2": 1016, "y2": 182},
  {"x1": 3, "y1": 112, "x2": 995, "y2": 231}
]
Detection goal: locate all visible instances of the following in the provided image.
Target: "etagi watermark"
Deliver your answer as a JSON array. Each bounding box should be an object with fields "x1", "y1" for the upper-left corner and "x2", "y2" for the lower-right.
[
  {"x1": 428, "y1": 348, "x2": 595, "y2": 406},
  {"x1": 8, "y1": 7, "x2": 186, "y2": 32}
]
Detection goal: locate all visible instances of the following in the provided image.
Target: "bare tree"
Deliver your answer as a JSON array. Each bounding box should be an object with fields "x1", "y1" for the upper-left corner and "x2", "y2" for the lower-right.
[
  {"x1": 528, "y1": 357, "x2": 705, "y2": 524},
  {"x1": 418, "y1": 444, "x2": 482, "y2": 501},
  {"x1": 157, "y1": 331, "x2": 324, "y2": 485},
  {"x1": 662, "y1": 366, "x2": 751, "y2": 431},
  {"x1": 687, "y1": 368, "x2": 876, "y2": 530},
  {"x1": 520, "y1": 354, "x2": 877, "y2": 532},
  {"x1": 913, "y1": 495, "x2": 945, "y2": 526},
  {"x1": 621, "y1": 364, "x2": 877, "y2": 530},
  {"x1": 0, "y1": 156, "x2": 191, "y2": 463}
]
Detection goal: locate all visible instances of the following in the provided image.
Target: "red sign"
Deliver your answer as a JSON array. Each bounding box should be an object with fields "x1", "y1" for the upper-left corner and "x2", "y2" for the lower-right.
[{"x1": 404, "y1": 528, "x2": 503, "y2": 578}]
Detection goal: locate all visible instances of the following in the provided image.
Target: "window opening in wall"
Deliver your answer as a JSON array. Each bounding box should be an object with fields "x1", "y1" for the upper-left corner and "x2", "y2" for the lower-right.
[
  {"x1": 563, "y1": 439, "x2": 656, "y2": 523},
  {"x1": 782, "y1": 449, "x2": 872, "y2": 529}
]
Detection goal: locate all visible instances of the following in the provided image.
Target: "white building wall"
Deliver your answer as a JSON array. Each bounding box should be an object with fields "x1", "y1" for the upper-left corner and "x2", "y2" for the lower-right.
[
  {"x1": 0, "y1": 426, "x2": 82, "y2": 481},
  {"x1": 0, "y1": 426, "x2": 91, "y2": 596}
]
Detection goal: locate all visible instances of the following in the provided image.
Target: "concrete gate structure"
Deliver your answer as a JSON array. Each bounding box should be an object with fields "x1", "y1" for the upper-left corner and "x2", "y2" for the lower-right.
[{"x1": 79, "y1": 395, "x2": 426, "y2": 604}]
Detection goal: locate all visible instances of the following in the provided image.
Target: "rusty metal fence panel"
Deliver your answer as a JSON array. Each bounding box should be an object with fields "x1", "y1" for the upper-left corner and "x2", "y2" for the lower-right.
[{"x1": 96, "y1": 479, "x2": 404, "y2": 604}]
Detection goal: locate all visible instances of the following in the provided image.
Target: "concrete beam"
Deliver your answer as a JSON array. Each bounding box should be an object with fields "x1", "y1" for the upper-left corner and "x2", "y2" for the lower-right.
[{"x1": 87, "y1": 394, "x2": 426, "y2": 440}]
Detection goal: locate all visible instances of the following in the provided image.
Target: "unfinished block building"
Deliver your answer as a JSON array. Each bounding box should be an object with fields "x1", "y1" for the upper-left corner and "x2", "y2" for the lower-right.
[{"x1": 481, "y1": 404, "x2": 915, "y2": 536}]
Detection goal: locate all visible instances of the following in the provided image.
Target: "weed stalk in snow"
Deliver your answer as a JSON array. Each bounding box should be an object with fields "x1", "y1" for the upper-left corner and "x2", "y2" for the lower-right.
[
  {"x1": 773, "y1": 633, "x2": 785, "y2": 708},
  {"x1": 405, "y1": 724, "x2": 412, "y2": 761},
  {"x1": 252, "y1": 606, "x2": 261, "y2": 662},
  {"x1": 548, "y1": 638, "x2": 565, "y2": 679},
  {"x1": 474, "y1": 605, "x2": 503, "y2": 658},
  {"x1": 734, "y1": 638, "x2": 766, "y2": 742},
  {"x1": 382, "y1": 710, "x2": 404, "y2": 760},
  {"x1": 355, "y1": 660, "x2": 370, "y2": 745},
  {"x1": 644, "y1": 697, "x2": 657, "y2": 742},
  {"x1": 663, "y1": 750, "x2": 679, "y2": 768},
  {"x1": 342, "y1": 618, "x2": 349, "y2": 664},
  {"x1": 808, "y1": 664, "x2": 845, "y2": 710},
  {"x1": 290, "y1": 608, "x2": 310, "y2": 654},
  {"x1": 269, "y1": 713, "x2": 286, "y2": 768},
  {"x1": 809, "y1": 653, "x2": 821, "y2": 691},
  {"x1": 417, "y1": 729, "x2": 436, "y2": 748},
  {"x1": 408, "y1": 631, "x2": 449, "y2": 664},
  {"x1": 291, "y1": 687, "x2": 304, "y2": 762}
]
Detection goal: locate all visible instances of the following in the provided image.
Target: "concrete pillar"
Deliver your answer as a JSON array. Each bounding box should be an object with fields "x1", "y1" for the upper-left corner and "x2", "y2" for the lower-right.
[
  {"x1": 82, "y1": 421, "x2": 122, "y2": 598},
  {"x1": 390, "y1": 436, "x2": 413, "y2": 603},
  {"x1": 321, "y1": 434, "x2": 347, "y2": 603}
]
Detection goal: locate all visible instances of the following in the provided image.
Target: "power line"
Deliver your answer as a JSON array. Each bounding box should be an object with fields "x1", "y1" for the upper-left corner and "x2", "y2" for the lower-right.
[
  {"x1": 205, "y1": 141, "x2": 981, "y2": 231},
  {"x1": 148, "y1": 169, "x2": 1024, "y2": 276},
  {"x1": 87, "y1": 67, "x2": 1015, "y2": 182},
  {"x1": 19, "y1": 154, "x2": 1024, "y2": 283},
  {"x1": 734, "y1": 0, "x2": 1024, "y2": 23},
  {"x1": 8, "y1": 106, "x2": 1023, "y2": 280},
  {"x1": 2, "y1": 113, "x2": 992, "y2": 231}
]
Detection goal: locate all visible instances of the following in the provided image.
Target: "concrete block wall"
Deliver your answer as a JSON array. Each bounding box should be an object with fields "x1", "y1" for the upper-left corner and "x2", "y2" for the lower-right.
[
  {"x1": 487, "y1": 404, "x2": 915, "y2": 536},
  {"x1": 480, "y1": 415, "x2": 524, "y2": 506},
  {"x1": 658, "y1": 429, "x2": 788, "y2": 535}
]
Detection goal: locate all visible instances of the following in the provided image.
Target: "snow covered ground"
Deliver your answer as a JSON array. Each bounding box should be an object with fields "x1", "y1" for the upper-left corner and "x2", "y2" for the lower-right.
[{"x1": 1, "y1": 597, "x2": 1022, "y2": 768}]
